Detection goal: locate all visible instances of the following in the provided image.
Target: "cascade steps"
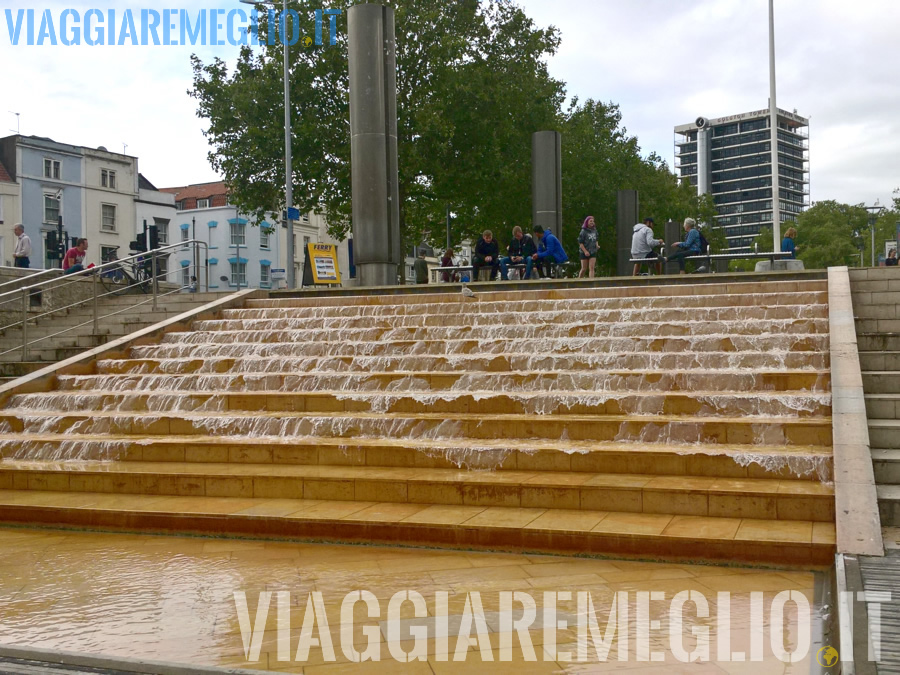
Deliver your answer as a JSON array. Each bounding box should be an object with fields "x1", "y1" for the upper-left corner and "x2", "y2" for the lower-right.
[{"x1": 0, "y1": 278, "x2": 835, "y2": 565}]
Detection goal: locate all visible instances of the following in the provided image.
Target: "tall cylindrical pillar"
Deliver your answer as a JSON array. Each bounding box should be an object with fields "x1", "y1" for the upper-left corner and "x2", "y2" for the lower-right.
[
  {"x1": 532, "y1": 131, "x2": 562, "y2": 239},
  {"x1": 348, "y1": 4, "x2": 401, "y2": 287}
]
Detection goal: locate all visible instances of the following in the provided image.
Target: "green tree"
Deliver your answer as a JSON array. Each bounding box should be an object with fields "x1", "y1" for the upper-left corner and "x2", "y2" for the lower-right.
[
  {"x1": 189, "y1": 0, "x2": 564, "y2": 248},
  {"x1": 790, "y1": 200, "x2": 870, "y2": 269}
]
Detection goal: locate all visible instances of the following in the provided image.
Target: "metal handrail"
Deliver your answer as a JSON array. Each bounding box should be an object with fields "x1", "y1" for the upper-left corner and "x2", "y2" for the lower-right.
[{"x1": 0, "y1": 240, "x2": 209, "y2": 361}]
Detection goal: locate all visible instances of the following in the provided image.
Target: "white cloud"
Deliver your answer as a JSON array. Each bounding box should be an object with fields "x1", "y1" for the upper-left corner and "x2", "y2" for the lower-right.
[{"x1": 2, "y1": 0, "x2": 898, "y2": 204}]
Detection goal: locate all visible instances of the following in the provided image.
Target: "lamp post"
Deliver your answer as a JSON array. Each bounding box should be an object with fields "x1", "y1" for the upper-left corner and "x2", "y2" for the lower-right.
[
  {"x1": 240, "y1": 0, "x2": 295, "y2": 289},
  {"x1": 768, "y1": 0, "x2": 781, "y2": 251},
  {"x1": 866, "y1": 204, "x2": 885, "y2": 267}
]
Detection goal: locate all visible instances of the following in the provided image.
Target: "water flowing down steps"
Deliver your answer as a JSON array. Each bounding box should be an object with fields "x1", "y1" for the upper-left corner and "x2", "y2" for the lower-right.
[{"x1": 0, "y1": 278, "x2": 836, "y2": 565}]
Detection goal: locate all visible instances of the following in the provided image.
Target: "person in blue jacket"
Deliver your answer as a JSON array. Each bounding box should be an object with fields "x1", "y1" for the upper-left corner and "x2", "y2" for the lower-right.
[
  {"x1": 665, "y1": 218, "x2": 701, "y2": 274},
  {"x1": 528, "y1": 226, "x2": 568, "y2": 279},
  {"x1": 781, "y1": 227, "x2": 798, "y2": 259}
]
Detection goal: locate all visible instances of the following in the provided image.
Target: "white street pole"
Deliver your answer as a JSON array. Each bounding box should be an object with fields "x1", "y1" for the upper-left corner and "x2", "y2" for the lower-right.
[
  {"x1": 768, "y1": 0, "x2": 781, "y2": 251},
  {"x1": 241, "y1": 0, "x2": 294, "y2": 288}
]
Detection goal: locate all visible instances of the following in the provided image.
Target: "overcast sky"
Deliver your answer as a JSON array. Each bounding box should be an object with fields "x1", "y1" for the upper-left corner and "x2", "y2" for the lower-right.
[{"x1": 2, "y1": 0, "x2": 898, "y2": 206}]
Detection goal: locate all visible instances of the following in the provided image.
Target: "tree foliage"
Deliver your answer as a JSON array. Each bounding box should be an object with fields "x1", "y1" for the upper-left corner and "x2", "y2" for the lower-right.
[
  {"x1": 190, "y1": 0, "x2": 720, "y2": 267},
  {"x1": 190, "y1": 0, "x2": 564, "y2": 247}
]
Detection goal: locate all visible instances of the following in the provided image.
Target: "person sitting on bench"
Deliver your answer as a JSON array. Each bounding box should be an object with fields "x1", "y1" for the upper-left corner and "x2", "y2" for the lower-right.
[
  {"x1": 665, "y1": 218, "x2": 701, "y2": 274},
  {"x1": 500, "y1": 226, "x2": 536, "y2": 280},
  {"x1": 631, "y1": 218, "x2": 664, "y2": 276},
  {"x1": 529, "y1": 226, "x2": 568, "y2": 279},
  {"x1": 472, "y1": 230, "x2": 500, "y2": 281}
]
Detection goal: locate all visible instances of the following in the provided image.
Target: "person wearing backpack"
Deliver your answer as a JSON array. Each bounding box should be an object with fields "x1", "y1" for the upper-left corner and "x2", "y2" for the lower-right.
[{"x1": 664, "y1": 218, "x2": 703, "y2": 274}]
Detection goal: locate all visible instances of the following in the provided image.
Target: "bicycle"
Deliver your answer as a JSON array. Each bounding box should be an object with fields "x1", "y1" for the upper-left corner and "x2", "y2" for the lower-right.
[{"x1": 100, "y1": 249, "x2": 151, "y2": 295}]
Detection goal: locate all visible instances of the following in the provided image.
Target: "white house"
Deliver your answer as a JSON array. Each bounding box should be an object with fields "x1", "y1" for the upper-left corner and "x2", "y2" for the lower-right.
[{"x1": 0, "y1": 156, "x2": 21, "y2": 267}]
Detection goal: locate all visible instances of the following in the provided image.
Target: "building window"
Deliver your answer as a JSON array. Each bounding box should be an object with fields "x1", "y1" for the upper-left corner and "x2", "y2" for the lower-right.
[
  {"x1": 182, "y1": 267, "x2": 191, "y2": 288},
  {"x1": 175, "y1": 201, "x2": 184, "y2": 211},
  {"x1": 43, "y1": 158, "x2": 60, "y2": 179},
  {"x1": 197, "y1": 198, "x2": 210, "y2": 209},
  {"x1": 303, "y1": 236, "x2": 311, "y2": 252},
  {"x1": 302, "y1": 213, "x2": 309, "y2": 223},
  {"x1": 260, "y1": 263, "x2": 271, "y2": 287},
  {"x1": 101, "y1": 204, "x2": 117, "y2": 232},
  {"x1": 0, "y1": 195, "x2": 4, "y2": 223},
  {"x1": 155, "y1": 220, "x2": 169, "y2": 245},
  {"x1": 230, "y1": 221, "x2": 246, "y2": 246},
  {"x1": 260, "y1": 227, "x2": 270, "y2": 250},
  {"x1": 44, "y1": 194, "x2": 60, "y2": 224},
  {"x1": 230, "y1": 262, "x2": 247, "y2": 286},
  {"x1": 101, "y1": 169, "x2": 116, "y2": 189},
  {"x1": 100, "y1": 245, "x2": 118, "y2": 263},
  {"x1": 180, "y1": 227, "x2": 190, "y2": 250}
]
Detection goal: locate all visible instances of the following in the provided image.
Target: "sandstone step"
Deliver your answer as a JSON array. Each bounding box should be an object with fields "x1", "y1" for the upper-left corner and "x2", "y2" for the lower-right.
[
  {"x1": 248, "y1": 280, "x2": 827, "y2": 309},
  {"x1": 872, "y1": 449, "x2": 900, "y2": 484},
  {"x1": 98, "y1": 351, "x2": 831, "y2": 375},
  {"x1": 862, "y1": 373, "x2": 900, "y2": 395},
  {"x1": 0, "y1": 460, "x2": 835, "y2": 522},
  {"x1": 0, "y1": 434, "x2": 833, "y2": 481},
  {"x1": 201, "y1": 304, "x2": 829, "y2": 331},
  {"x1": 0, "y1": 489, "x2": 835, "y2": 565},
  {"x1": 0, "y1": 411, "x2": 834, "y2": 446},
  {"x1": 155, "y1": 320, "x2": 829, "y2": 347},
  {"x1": 129, "y1": 334, "x2": 831, "y2": 360},
  {"x1": 877, "y1": 484, "x2": 900, "y2": 526},
  {"x1": 858, "y1": 334, "x2": 900, "y2": 352},
  {"x1": 5, "y1": 389, "x2": 832, "y2": 418},
  {"x1": 865, "y1": 394, "x2": 900, "y2": 419},
  {"x1": 56, "y1": 369, "x2": 831, "y2": 394},
  {"x1": 868, "y1": 419, "x2": 900, "y2": 449}
]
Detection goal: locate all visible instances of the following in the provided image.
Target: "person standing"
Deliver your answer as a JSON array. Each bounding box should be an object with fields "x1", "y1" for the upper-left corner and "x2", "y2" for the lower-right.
[
  {"x1": 62, "y1": 238, "x2": 89, "y2": 275},
  {"x1": 13, "y1": 224, "x2": 32, "y2": 268},
  {"x1": 440, "y1": 248, "x2": 457, "y2": 282},
  {"x1": 887, "y1": 249, "x2": 898, "y2": 267},
  {"x1": 577, "y1": 216, "x2": 598, "y2": 278},
  {"x1": 472, "y1": 230, "x2": 500, "y2": 281},
  {"x1": 413, "y1": 250, "x2": 429, "y2": 284},
  {"x1": 781, "y1": 227, "x2": 799, "y2": 259}
]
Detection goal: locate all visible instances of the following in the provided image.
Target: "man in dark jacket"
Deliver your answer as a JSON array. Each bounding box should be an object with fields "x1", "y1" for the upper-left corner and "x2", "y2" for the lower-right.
[
  {"x1": 472, "y1": 230, "x2": 500, "y2": 281},
  {"x1": 499, "y1": 226, "x2": 536, "y2": 280}
]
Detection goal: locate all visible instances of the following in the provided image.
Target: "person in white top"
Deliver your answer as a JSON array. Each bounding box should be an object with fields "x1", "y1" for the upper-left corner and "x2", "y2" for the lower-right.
[{"x1": 13, "y1": 224, "x2": 32, "y2": 268}]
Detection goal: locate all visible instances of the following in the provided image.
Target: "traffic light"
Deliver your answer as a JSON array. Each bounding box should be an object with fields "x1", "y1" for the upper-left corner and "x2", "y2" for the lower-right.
[
  {"x1": 130, "y1": 232, "x2": 146, "y2": 253},
  {"x1": 46, "y1": 231, "x2": 59, "y2": 259},
  {"x1": 149, "y1": 225, "x2": 159, "y2": 250}
]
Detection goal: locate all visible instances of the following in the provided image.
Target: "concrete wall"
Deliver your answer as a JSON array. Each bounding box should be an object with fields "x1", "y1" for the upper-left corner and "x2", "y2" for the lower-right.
[
  {"x1": 135, "y1": 187, "x2": 177, "y2": 283},
  {"x1": 0, "y1": 266, "x2": 94, "y2": 328}
]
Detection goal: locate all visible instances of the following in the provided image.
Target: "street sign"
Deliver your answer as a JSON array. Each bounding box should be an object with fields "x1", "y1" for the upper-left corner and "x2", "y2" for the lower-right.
[
  {"x1": 287, "y1": 207, "x2": 301, "y2": 221},
  {"x1": 271, "y1": 268, "x2": 286, "y2": 281},
  {"x1": 306, "y1": 243, "x2": 341, "y2": 284}
]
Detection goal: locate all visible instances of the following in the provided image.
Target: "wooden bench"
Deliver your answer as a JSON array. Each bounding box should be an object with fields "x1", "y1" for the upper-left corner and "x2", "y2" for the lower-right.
[{"x1": 629, "y1": 249, "x2": 793, "y2": 273}]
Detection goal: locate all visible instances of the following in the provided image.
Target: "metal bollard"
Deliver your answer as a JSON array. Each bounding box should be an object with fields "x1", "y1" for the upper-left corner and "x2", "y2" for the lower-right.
[
  {"x1": 92, "y1": 272, "x2": 99, "y2": 335},
  {"x1": 21, "y1": 287, "x2": 28, "y2": 362},
  {"x1": 151, "y1": 251, "x2": 159, "y2": 311}
]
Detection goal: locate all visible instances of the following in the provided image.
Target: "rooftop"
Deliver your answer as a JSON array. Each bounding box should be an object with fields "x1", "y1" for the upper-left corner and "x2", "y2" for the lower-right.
[{"x1": 160, "y1": 180, "x2": 228, "y2": 202}]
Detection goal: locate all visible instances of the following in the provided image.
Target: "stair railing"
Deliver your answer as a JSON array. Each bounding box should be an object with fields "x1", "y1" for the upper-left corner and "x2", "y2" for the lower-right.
[{"x1": 0, "y1": 240, "x2": 208, "y2": 362}]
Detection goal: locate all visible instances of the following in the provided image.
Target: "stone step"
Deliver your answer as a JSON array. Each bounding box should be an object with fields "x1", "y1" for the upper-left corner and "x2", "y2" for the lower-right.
[
  {"x1": 0, "y1": 411, "x2": 834, "y2": 446},
  {"x1": 862, "y1": 372, "x2": 900, "y2": 395},
  {"x1": 858, "y1": 351, "x2": 900, "y2": 371},
  {"x1": 877, "y1": 484, "x2": 900, "y2": 526},
  {"x1": 5, "y1": 389, "x2": 832, "y2": 418},
  {"x1": 97, "y1": 351, "x2": 831, "y2": 375},
  {"x1": 129, "y1": 334, "x2": 830, "y2": 360},
  {"x1": 871, "y1": 449, "x2": 900, "y2": 484},
  {"x1": 0, "y1": 460, "x2": 835, "y2": 522},
  {"x1": 868, "y1": 419, "x2": 900, "y2": 450},
  {"x1": 250, "y1": 280, "x2": 827, "y2": 309},
  {"x1": 157, "y1": 320, "x2": 830, "y2": 346},
  {"x1": 0, "y1": 434, "x2": 833, "y2": 481},
  {"x1": 865, "y1": 394, "x2": 900, "y2": 419},
  {"x1": 231, "y1": 293, "x2": 828, "y2": 319},
  {"x1": 201, "y1": 304, "x2": 829, "y2": 330},
  {"x1": 858, "y1": 334, "x2": 900, "y2": 352},
  {"x1": 0, "y1": 489, "x2": 835, "y2": 565},
  {"x1": 884, "y1": 526, "x2": 900, "y2": 551},
  {"x1": 56, "y1": 369, "x2": 832, "y2": 394}
]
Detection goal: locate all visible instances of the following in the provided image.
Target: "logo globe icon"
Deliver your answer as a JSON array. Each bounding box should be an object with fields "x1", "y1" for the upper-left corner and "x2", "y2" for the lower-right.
[
  {"x1": 302, "y1": 36, "x2": 313, "y2": 47},
  {"x1": 817, "y1": 646, "x2": 839, "y2": 666}
]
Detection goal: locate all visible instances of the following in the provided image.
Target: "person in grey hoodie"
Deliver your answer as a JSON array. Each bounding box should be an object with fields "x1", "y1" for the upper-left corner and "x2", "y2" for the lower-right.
[{"x1": 631, "y1": 218, "x2": 663, "y2": 275}]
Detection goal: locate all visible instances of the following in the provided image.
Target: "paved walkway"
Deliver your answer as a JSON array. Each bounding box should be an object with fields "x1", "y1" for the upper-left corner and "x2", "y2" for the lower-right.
[{"x1": 0, "y1": 527, "x2": 824, "y2": 673}]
